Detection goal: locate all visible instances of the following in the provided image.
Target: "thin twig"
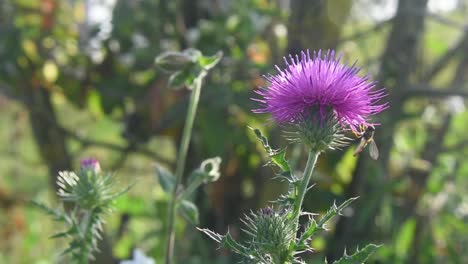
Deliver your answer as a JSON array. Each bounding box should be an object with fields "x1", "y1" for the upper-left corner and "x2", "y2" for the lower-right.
[
  {"x1": 56, "y1": 125, "x2": 173, "y2": 166},
  {"x1": 403, "y1": 84, "x2": 468, "y2": 98},
  {"x1": 337, "y1": 19, "x2": 391, "y2": 44},
  {"x1": 421, "y1": 30, "x2": 468, "y2": 82},
  {"x1": 442, "y1": 140, "x2": 468, "y2": 152},
  {"x1": 427, "y1": 13, "x2": 468, "y2": 30},
  {"x1": 2, "y1": 83, "x2": 173, "y2": 166}
]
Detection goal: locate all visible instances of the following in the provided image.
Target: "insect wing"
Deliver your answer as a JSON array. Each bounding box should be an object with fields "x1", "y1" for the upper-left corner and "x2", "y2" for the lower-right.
[
  {"x1": 353, "y1": 138, "x2": 367, "y2": 157},
  {"x1": 368, "y1": 140, "x2": 379, "y2": 160}
]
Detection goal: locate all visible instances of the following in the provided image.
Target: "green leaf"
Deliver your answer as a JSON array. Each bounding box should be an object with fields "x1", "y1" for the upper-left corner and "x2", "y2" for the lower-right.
[
  {"x1": 297, "y1": 219, "x2": 318, "y2": 249},
  {"x1": 155, "y1": 51, "x2": 194, "y2": 72},
  {"x1": 168, "y1": 67, "x2": 197, "y2": 89},
  {"x1": 251, "y1": 127, "x2": 291, "y2": 172},
  {"x1": 179, "y1": 200, "x2": 199, "y2": 225},
  {"x1": 332, "y1": 244, "x2": 382, "y2": 264},
  {"x1": 87, "y1": 89, "x2": 104, "y2": 117},
  {"x1": 178, "y1": 157, "x2": 222, "y2": 201},
  {"x1": 319, "y1": 197, "x2": 359, "y2": 227},
  {"x1": 197, "y1": 228, "x2": 224, "y2": 243},
  {"x1": 158, "y1": 49, "x2": 221, "y2": 90},
  {"x1": 270, "y1": 150, "x2": 291, "y2": 173},
  {"x1": 198, "y1": 51, "x2": 223, "y2": 70},
  {"x1": 30, "y1": 200, "x2": 68, "y2": 222},
  {"x1": 197, "y1": 228, "x2": 250, "y2": 258},
  {"x1": 50, "y1": 231, "x2": 69, "y2": 239},
  {"x1": 221, "y1": 231, "x2": 250, "y2": 257},
  {"x1": 394, "y1": 218, "x2": 416, "y2": 259},
  {"x1": 155, "y1": 48, "x2": 205, "y2": 73},
  {"x1": 50, "y1": 226, "x2": 78, "y2": 239},
  {"x1": 182, "y1": 48, "x2": 203, "y2": 62},
  {"x1": 296, "y1": 197, "x2": 359, "y2": 252},
  {"x1": 103, "y1": 182, "x2": 135, "y2": 202},
  {"x1": 155, "y1": 164, "x2": 175, "y2": 193}
]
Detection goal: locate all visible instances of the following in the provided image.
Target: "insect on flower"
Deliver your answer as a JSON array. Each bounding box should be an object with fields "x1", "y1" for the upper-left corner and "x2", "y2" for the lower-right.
[{"x1": 353, "y1": 124, "x2": 379, "y2": 160}]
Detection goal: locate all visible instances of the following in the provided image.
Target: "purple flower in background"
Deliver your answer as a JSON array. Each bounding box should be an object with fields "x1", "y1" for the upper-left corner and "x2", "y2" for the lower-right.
[
  {"x1": 254, "y1": 50, "x2": 387, "y2": 132},
  {"x1": 81, "y1": 158, "x2": 101, "y2": 173}
]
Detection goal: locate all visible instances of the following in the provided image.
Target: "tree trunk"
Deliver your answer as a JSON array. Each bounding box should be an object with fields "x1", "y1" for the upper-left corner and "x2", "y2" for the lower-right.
[
  {"x1": 288, "y1": 0, "x2": 352, "y2": 54},
  {"x1": 406, "y1": 37, "x2": 468, "y2": 263},
  {"x1": 326, "y1": 0, "x2": 429, "y2": 260},
  {"x1": 23, "y1": 85, "x2": 72, "y2": 192}
]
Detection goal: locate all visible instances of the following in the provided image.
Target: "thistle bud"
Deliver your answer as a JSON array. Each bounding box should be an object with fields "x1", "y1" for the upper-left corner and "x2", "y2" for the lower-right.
[
  {"x1": 80, "y1": 158, "x2": 101, "y2": 174},
  {"x1": 155, "y1": 49, "x2": 201, "y2": 72},
  {"x1": 199, "y1": 157, "x2": 221, "y2": 182},
  {"x1": 243, "y1": 207, "x2": 296, "y2": 263}
]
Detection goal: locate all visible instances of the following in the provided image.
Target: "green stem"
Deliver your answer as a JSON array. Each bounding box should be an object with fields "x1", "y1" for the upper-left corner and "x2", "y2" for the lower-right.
[
  {"x1": 79, "y1": 210, "x2": 92, "y2": 264},
  {"x1": 177, "y1": 174, "x2": 204, "y2": 201},
  {"x1": 292, "y1": 151, "x2": 319, "y2": 222},
  {"x1": 164, "y1": 72, "x2": 206, "y2": 264}
]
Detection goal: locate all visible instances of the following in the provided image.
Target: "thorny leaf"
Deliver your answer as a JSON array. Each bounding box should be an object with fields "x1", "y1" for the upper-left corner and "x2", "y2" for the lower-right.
[{"x1": 331, "y1": 244, "x2": 382, "y2": 264}]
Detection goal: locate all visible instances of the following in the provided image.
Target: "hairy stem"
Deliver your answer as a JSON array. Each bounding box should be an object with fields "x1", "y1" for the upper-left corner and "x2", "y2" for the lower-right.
[
  {"x1": 79, "y1": 210, "x2": 92, "y2": 264},
  {"x1": 292, "y1": 151, "x2": 319, "y2": 221},
  {"x1": 177, "y1": 175, "x2": 204, "y2": 202},
  {"x1": 164, "y1": 72, "x2": 206, "y2": 264}
]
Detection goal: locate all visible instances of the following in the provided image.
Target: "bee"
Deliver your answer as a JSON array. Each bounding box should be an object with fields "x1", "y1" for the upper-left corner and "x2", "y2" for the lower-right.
[{"x1": 353, "y1": 124, "x2": 379, "y2": 160}]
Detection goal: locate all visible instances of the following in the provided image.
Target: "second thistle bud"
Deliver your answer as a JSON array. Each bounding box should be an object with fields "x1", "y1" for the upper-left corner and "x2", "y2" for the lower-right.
[
  {"x1": 80, "y1": 158, "x2": 101, "y2": 174},
  {"x1": 57, "y1": 158, "x2": 121, "y2": 210},
  {"x1": 243, "y1": 207, "x2": 296, "y2": 263}
]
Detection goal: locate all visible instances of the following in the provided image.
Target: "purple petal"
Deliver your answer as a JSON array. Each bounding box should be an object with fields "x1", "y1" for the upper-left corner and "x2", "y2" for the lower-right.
[{"x1": 253, "y1": 49, "x2": 388, "y2": 131}]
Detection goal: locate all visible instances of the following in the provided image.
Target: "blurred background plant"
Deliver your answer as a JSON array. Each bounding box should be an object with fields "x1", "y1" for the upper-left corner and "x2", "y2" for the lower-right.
[
  {"x1": 1, "y1": 0, "x2": 468, "y2": 263},
  {"x1": 33, "y1": 158, "x2": 132, "y2": 264}
]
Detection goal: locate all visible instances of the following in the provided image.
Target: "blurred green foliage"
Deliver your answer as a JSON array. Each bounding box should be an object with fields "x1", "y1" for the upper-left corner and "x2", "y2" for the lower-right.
[{"x1": 1, "y1": 0, "x2": 468, "y2": 263}]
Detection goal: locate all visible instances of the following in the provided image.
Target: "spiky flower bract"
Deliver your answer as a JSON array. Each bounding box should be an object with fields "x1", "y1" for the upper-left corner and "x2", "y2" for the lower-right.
[
  {"x1": 241, "y1": 207, "x2": 296, "y2": 263},
  {"x1": 254, "y1": 50, "x2": 387, "y2": 151},
  {"x1": 58, "y1": 159, "x2": 125, "y2": 210}
]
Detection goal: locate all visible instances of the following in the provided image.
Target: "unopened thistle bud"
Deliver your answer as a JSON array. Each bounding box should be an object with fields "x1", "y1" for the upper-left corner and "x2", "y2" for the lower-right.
[
  {"x1": 199, "y1": 157, "x2": 221, "y2": 182},
  {"x1": 243, "y1": 207, "x2": 296, "y2": 263},
  {"x1": 57, "y1": 158, "x2": 121, "y2": 210},
  {"x1": 80, "y1": 158, "x2": 101, "y2": 174}
]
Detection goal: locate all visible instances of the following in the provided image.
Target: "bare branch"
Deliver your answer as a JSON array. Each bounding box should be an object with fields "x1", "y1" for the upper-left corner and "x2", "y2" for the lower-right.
[
  {"x1": 442, "y1": 140, "x2": 468, "y2": 152},
  {"x1": 337, "y1": 19, "x2": 391, "y2": 44},
  {"x1": 56, "y1": 124, "x2": 173, "y2": 166},
  {"x1": 405, "y1": 8, "x2": 468, "y2": 30},
  {"x1": 0, "y1": 83, "x2": 22, "y2": 102},
  {"x1": 427, "y1": 13, "x2": 468, "y2": 30},
  {"x1": 422, "y1": 30, "x2": 468, "y2": 82},
  {"x1": 3, "y1": 85, "x2": 173, "y2": 166},
  {"x1": 403, "y1": 84, "x2": 468, "y2": 98}
]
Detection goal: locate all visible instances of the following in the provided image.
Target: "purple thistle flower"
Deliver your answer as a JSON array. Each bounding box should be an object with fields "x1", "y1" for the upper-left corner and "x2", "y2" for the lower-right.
[
  {"x1": 80, "y1": 158, "x2": 101, "y2": 173},
  {"x1": 253, "y1": 50, "x2": 387, "y2": 132}
]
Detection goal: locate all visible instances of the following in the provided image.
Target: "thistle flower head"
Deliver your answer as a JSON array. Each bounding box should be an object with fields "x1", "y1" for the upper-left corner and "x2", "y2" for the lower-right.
[
  {"x1": 80, "y1": 158, "x2": 101, "y2": 174},
  {"x1": 254, "y1": 50, "x2": 387, "y2": 151}
]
